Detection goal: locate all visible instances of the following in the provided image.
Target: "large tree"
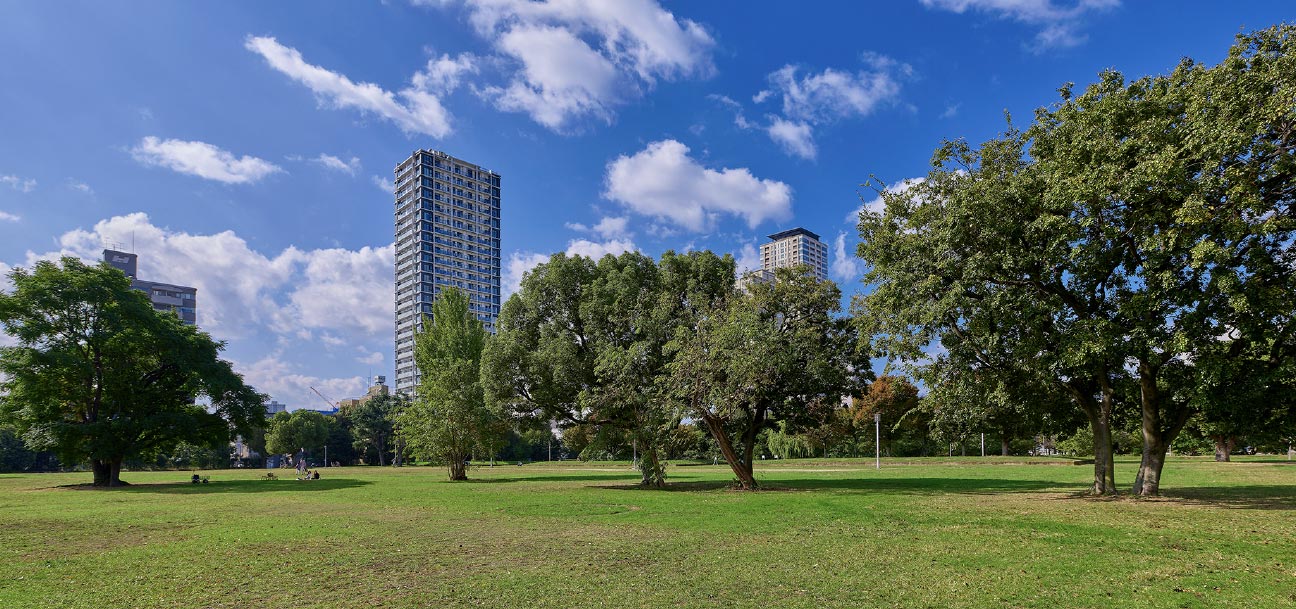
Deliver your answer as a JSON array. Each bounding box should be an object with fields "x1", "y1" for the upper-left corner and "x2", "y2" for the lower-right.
[
  {"x1": 0, "y1": 258, "x2": 264, "y2": 486},
  {"x1": 857, "y1": 26, "x2": 1296, "y2": 495},
  {"x1": 401, "y1": 287, "x2": 500, "y2": 481},
  {"x1": 348, "y1": 393, "x2": 407, "y2": 466},
  {"x1": 664, "y1": 267, "x2": 867, "y2": 489},
  {"x1": 483, "y1": 251, "x2": 719, "y2": 486},
  {"x1": 265, "y1": 409, "x2": 329, "y2": 460}
]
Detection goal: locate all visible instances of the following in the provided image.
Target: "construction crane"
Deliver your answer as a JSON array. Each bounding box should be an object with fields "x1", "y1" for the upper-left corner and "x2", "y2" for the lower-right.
[
  {"x1": 309, "y1": 386, "x2": 339, "y2": 468},
  {"x1": 310, "y1": 386, "x2": 339, "y2": 411}
]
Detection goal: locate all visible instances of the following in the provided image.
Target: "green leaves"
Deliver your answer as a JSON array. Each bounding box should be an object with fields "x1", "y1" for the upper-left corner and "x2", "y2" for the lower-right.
[
  {"x1": 855, "y1": 24, "x2": 1296, "y2": 495},
  {"x1": 401, "y1": 287, "x2": 500, "y2": 479},
  {"x1": 0, "y1": 257, "x2": 265, "y2": 484}
]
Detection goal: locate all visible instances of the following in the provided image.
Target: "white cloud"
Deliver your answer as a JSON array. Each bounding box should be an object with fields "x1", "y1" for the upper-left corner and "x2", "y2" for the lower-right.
[
  {"x1": 313, "y1": 154, "x2": 361, "y2": 175},
  {"x1": 131, "y1": 137, "x2": 282, "y2": 184},
  {"x1": 919, "y1": 0, "x2": 1119, "y2": 50},
  {"x1": 371, "y1": 174, "x2": 394, "y2": 193},
  {"x1": 411, "y1": 52, "x2": 479, "y2": 94},
  {"x1": 763, "y1": 61, "x2": 904, "y2": 125},
  {"x1": 504, "y1": 251, "x2": 550, "y2": 299},
  {"x1": 245, "y1": 35, "x2": 455, "y2": 138},
  {"x1": 566, "y1": 215, "x2": 630, "y2": 240},
  {"x1": 68, "y1": 181, "x2": 94, "y2": 195},
  {"x1": 565, "y1": 238, "x2": 636, "y2": 260},
  {"x1": 235, "y1": 352, "x2": 365, "y2": 411},
  {"x1": 287, "y1": 245, "x2": 395, "y2": 337},
  {"x1": 0, "y1": 211, "x2": 19, "y2": 223},
  {"x1": 941, "y1": 103, "x2": 961, "y2": 119},
  {"x1": 3, "y1": 216, "x2": 395, "y2": 410},
  {"x1": 831, "y1": 231, "x2": 864, "y2": 284},
  {"x1": 734, "y1": 241, "x2": 760, "y2": 274},
  {"x1": 460, "y1": 0, "x2": 715, "y2": 131},
  {"x1": 484, "y1": 24, "x2": 620, "y2": 130},
  {"x1": 356, "y1": 349, "x2": 384, "y2": 366},
  {"x1": 729, "y1": 54, "x2": 909, "y2": 159},
  {"x1": 709, "y1": 94, "x2": 754, "y2": 129},
  {"x1": 1, "y1": 175, "x2": 37, "y2": 193},
  {"x1": 847, "y1": 177, "x2": 925, "y2": 224},
  {"x1": 766, "y1": 118, "x2": 816, "y2": 160},
  {"x1": 37, "y1": 213, "x2": 393, "y2": 343},
  {"x1": 603, "y1": 139, "x2": 792, "y2": 232},
  {"x1": 502, "y1": 236, "x2": 638, "y2": 299}
]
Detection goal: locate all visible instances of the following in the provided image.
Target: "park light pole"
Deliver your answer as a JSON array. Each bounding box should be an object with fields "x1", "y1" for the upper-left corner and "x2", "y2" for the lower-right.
[{"x1": 874, "y1": 412, "x2": 880, "y2": 470}]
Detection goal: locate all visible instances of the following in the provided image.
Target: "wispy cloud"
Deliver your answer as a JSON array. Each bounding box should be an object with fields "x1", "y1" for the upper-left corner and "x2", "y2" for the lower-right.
[
  {"x1": 919, "y1": 0, "x2": 1119, "y2": 50},
  {"x1": 313, "y1": 154, "x2": 361, "y2": 175},
  {"x1": 716, "y1": 54, "x2": 910, "y2": 160},
  {"x1": 131, "y1": 137, "x2": 282, "y2": 184},
  {"x1": 0, "y1": 211, "x2": 20, "y2": 223},
  {"x1": 831, "y1": 231, "x2": 864, "y2": 284},
  {"x1": 1, "y1": 175, "x2": 37, "y2": 193},
  {"x1": 245, "y1": 36, "x2": 463, "y2": 138}
]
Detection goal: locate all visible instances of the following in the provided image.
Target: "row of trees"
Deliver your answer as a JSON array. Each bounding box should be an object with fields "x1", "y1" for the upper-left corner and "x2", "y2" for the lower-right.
[
  {"x1": 855, "y1": 26, "x2": 1296, "y2": 496},
  {"x1": 480, "y1": 251, "x2": 869, "y2": 489}
]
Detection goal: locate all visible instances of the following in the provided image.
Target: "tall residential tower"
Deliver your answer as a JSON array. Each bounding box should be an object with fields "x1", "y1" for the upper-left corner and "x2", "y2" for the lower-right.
[{"x1": 393, "y1": 150, "x2": 501, "y2": 394}]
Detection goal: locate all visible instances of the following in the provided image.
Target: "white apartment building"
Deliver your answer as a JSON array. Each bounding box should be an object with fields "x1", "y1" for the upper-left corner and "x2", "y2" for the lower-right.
[
  {"x1": 755, "y1": 227, "x2": 829, "y2": 282},
  {"x1": 393, "y1": 150, "x2": 501, "y2": 394}
]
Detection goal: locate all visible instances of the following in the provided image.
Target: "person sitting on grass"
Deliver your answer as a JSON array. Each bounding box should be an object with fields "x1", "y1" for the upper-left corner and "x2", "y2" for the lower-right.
[
  {"x1": 191, "y1": 474, "x2": 201, "y2": 484},
  {"x1": 311, "y1": 470, "x2": 320, "y2": 480}
]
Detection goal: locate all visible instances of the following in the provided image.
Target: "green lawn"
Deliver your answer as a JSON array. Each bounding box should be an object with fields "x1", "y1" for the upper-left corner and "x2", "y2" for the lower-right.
[{"x1": 1, "y1": 457, "x2": 1293, "y2": 608}]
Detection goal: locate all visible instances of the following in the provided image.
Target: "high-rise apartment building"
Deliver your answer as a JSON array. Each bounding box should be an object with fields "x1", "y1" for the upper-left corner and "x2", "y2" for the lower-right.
[
  {"x1": 393, "y1": 150, "x2": 501, "y2": 394},
  {"x1": 102, "y1": 249, "x2": 197, "y2": 324},
  {"x1": 739, "y1": 228, "x2": 829, "y2": 291}
]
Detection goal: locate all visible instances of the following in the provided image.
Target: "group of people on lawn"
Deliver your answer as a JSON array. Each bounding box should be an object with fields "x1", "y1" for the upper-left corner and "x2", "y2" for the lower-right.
[{"x1": 292, "y1": 449, "x2": 320, "y2": 480}]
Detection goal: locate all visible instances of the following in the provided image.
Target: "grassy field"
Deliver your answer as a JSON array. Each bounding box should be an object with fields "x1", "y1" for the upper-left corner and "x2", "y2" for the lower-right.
[{"x1": 1, "y1": 456, "x2": 1293, "y2": 608}]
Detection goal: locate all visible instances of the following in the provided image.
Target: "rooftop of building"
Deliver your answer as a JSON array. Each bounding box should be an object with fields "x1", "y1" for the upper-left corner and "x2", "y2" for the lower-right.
[
  {"x1": 767, "y1": 227, "x2": 821, "y2": 242},
  {"x1": 399, "y1": 149, "x2": 500, "y2": 177}
]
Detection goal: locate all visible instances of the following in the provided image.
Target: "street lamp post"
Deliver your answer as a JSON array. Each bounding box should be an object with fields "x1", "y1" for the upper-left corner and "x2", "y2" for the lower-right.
[{"x1": 874, "y1": 413, "x2": 881, "y2": 470}]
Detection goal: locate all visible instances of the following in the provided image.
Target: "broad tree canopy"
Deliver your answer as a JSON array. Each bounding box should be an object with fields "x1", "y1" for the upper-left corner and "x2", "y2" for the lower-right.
[
  {"x1": 0, "y1": 257, "x2": 264, "y2": 486},
  {"x1": 855, "y1": 25, "x2": 1296, "y2": 495}
]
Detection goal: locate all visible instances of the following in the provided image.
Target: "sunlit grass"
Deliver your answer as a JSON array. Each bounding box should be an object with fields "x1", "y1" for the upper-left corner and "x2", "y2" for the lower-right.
[{"x1": 2, "y1": 456, "x2": 1293, "y2": 608}]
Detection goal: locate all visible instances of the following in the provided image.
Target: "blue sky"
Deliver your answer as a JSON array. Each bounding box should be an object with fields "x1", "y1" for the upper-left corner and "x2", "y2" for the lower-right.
[{"x1": 1, "y1": 1, "x2": 1291, "y2": 409}]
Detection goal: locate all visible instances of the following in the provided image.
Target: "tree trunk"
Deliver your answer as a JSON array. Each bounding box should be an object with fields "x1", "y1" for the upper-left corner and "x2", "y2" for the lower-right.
[
  {"x1": 1092, "y1": 415, "x2": 1116, "y2": 494},
  {"x1": 638, "y1": 445, "x2": 666, "y2": 488},
  {"x1": 1000, "y1": 436, "x2": 1010, "y2": 457},
  {"x1": 700, "y1": 413, "x2": 758, "y2": 490},
  {"x1": 1070, "y1": 379, "x2": 1117, "y2": 495},
  {"x1": 1132, "y1": 361, "x2": 1191, "y2": 497},
  {"x1": 447, "y1": 453, "x2": 468, "y2": 481},
  {"x1": 92, "y1": 459, "x2": 111, "y2": 487},
  {"x1": 1213, "y1": 436, "x2": 1235, "y2": 462},
  {"x1": 91, "y1": 458, "x2": 127, "y2": 486}
]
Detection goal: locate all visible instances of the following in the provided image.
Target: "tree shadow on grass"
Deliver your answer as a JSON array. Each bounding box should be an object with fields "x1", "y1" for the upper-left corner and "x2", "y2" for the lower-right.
[
  {"x1": 602, "y1": 477, "x2": 1079, "y2": 494},
  {"x1": 1152, "y1": 486, "x2": 1296, "y2": 511},
  {"x1": 57, "y1": 478, "x2": 372, "y2": 494},
  {"x1": 467, "y1": 473, "x2": 655, "y2": 484}
]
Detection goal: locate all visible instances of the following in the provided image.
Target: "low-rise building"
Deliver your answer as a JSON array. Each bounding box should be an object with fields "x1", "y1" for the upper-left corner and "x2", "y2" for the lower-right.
[{"x1": 102, "y1": 249, "x2": 197, "y2": 325}]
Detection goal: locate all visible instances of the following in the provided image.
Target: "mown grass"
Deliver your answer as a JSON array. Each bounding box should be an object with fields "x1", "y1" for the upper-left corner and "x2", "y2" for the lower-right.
[{"x1": 1, "y1": 456, "x2": 1293, "y2": 608}]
